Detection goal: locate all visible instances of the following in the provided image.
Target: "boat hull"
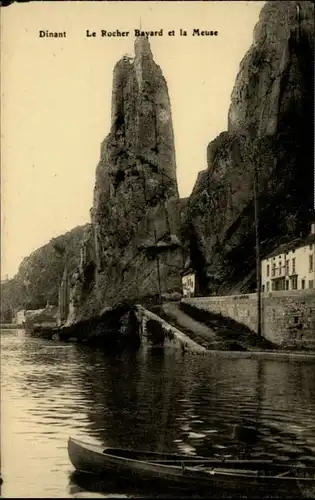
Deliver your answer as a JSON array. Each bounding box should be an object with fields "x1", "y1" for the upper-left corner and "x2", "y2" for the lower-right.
[{"x1": 68, "y1": 438, "x2": 315, "y2": 496}]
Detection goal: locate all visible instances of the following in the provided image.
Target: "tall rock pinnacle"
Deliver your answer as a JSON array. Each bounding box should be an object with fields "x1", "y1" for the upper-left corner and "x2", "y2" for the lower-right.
[{"x1": 68, "y1": 36, "x2": 182, "y2": 322}]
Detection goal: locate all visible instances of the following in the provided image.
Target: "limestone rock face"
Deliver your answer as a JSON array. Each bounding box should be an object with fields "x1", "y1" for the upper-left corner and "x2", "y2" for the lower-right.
[
  {"x1": 68, "y1": 37, "x2": 182, "y2": 323},
  {"x1": 185, "y1": 1, "x2": 314, "y2": 294}
]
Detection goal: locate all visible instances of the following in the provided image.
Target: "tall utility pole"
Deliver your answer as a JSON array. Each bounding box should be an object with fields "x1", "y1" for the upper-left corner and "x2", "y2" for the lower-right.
[
  {"x1": 154, "y1": 227, "x2": 162, "y2": 301},
  {"x1": 247, "y1": 129, "x2": 262, "y2": 338},
  {"x1": 296, "y1": 3, "x2": 300, "y2": 41},
  {"x1": 253, "y1": 153, "x2": 262, "y2": 337}
]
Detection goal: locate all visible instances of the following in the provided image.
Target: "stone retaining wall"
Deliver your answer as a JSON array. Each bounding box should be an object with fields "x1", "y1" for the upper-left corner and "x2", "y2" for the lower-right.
[{"x1": 182, "y1": 291, "x2": 315, "y2": 348}]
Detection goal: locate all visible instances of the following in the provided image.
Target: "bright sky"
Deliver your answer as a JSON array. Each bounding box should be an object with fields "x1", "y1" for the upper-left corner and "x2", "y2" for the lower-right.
[{"x1": 1, "y1": 1, "x2": 265, "y2": 279}]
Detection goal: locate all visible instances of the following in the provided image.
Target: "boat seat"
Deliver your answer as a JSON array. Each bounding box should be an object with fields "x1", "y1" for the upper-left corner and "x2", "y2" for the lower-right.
[
  {"x1": 189, "y1": 465, "x2": 207, "y2": 471},
  {"x1": 276, "y1": 470, "x2": 291, "y2": 478},
  {"x1": 209, "y1": 468, "x2": 259, "y2": 476}
]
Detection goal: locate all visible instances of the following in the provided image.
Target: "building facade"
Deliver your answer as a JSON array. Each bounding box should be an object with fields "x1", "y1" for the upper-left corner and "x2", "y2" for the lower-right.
[
  {"x1": 14, "y1": 310, "x2": 26, "y2": 326},
  {"x1": 261, "y1": 224, "x2": 315, "y2": 292},
  {"x1": 182, "y1": 270, "x2": 196, "y2": 297}
]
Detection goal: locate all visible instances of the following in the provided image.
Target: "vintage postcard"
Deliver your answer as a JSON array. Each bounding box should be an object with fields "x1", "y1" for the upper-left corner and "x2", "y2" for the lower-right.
[{"x1": 1, "y1": 0, "x2": 314, "y2": 497}]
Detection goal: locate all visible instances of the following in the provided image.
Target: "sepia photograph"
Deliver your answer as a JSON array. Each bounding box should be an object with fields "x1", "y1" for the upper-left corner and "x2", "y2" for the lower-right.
[{"x1": 1, "y1": 0, "x2": 315, "y2": 497}]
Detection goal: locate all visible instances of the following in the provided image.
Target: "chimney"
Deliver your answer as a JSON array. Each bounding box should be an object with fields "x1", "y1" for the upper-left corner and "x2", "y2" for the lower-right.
[{"x1": 312, "y1": 223, "x2": 315, "y2": 235}]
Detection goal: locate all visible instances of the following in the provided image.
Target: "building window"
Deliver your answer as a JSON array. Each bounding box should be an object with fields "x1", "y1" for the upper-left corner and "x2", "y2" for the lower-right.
[
  {"x1": 309, "y1": 255, "x2": 313, "y2": 272},
  {"x1": 272, "y1": 263, "x2": 276, "y2": 277},
  {"x1": 310, "y1": 244, "x2": 313, "y2": 250},
  {"x1": 285, "y1": 260, "x2": 289, "y2": 275},
  {"x1": 272, "y1": 281, "x2": 275, "y2": 291},
  {"x1": 262, "y1": 285, "x2": 265, "y2": 292},
  {"x1": 301, "y1": 279, "x2": 305, "y2": 290},
  {"x1": 285, "y1": 280, "x2": 289, "y2": 290},
  {"x1": 266, "y1": 282, "x2": 270, "y2": 292},
  {"x1": 292, "y1": 258, "x2": 296, "y2": 274},
  {"x1": 291, "y1": 276, "x2": 297, "y2": 290},
  {"x1": 267, "y1": 264, "x2": 270, "y2": 277},
  {"x1": 309, "y1": 280, "x2": 314, "y2": 289}
]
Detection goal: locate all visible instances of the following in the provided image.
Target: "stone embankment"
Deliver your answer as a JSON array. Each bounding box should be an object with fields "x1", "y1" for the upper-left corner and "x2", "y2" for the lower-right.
[
  {"x1": 181, "y1": 290, "x2": 315, "y2": 350},
  {"x1": 135, "y1": 305, "x2": 206, "y2": 353},
  {"x1": 156, "y1": 302, "x2": 276, "y2": 351},
  {"x1": 136, "y1": 302, "x2": 315, "y2": 359},
  {"x1": 23, "y1": 300, "x2": 315, "y2": 361}
]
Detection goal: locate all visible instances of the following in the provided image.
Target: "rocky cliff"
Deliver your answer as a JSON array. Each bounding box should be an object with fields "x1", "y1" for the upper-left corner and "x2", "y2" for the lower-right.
[
  {"x1": 0, "y1": 225, "x2": 88, "y2": 320},
  {"x1": 68, "y1": 36, "x2": 183, "y2": 324},
  {"x1": 184, "y1": 1, "x2": 314, "y2": 294}
]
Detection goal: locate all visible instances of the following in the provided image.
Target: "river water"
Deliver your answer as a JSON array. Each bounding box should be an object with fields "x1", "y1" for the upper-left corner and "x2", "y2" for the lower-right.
[{"x1": 1, "y1": 328, "x2": 315, "y2": 498}]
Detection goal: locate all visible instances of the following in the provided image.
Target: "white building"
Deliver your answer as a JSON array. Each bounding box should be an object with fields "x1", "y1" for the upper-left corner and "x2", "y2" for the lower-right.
[
  {"x1": 182, "y1": 270, "x2": 196, "y2": 297},
  {"x1": 14, "y1": 310, "x2": 26, "y2": 326},
  {"x1": 261, "y1": 223, "x2": 315, "y2": 292}
]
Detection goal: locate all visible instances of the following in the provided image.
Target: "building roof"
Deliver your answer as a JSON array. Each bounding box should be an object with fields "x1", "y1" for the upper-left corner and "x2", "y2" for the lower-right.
[{"x1": 265, "y1": 233, "x2": 315, "y2": 259}]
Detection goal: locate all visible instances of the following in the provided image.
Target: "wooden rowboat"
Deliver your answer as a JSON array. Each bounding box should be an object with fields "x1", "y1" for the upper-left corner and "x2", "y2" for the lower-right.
[{"x1": 68, "y1": 438, "x2": 315, "y2": 496}]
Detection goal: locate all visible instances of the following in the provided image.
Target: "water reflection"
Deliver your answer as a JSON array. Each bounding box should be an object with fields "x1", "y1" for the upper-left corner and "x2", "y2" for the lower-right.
[
  {"x1": 1, "y1": 330, "x2": 315, "y2": 498},
  {"x1": 76, "y1": 346, "x2": 181, "y2": 452},
  {"x1": 68, "y1": 470, "x2": 187, "y2": 498}
]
